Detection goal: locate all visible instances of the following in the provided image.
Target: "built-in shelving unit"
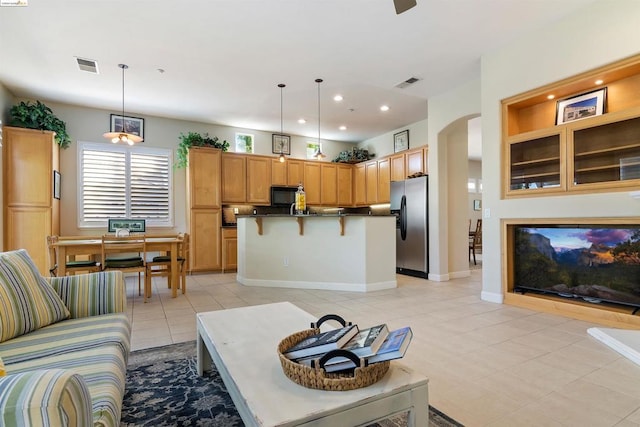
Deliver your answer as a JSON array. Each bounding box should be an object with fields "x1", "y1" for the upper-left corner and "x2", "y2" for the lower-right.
[{"x1": 502, "y1": 54, "x2": 640, "y2": 198}]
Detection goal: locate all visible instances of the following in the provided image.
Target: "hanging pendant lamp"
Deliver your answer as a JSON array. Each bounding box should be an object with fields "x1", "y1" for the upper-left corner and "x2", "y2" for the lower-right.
[
  {"x1": 278, "y1": 83, "x2": 286, "y2": 163},
  {"x1": 103, "y1": 64, "x2": 143, "y2": 145},
  {"x1": 314, "y1": 78, "x2": 326, "y2": 159}
]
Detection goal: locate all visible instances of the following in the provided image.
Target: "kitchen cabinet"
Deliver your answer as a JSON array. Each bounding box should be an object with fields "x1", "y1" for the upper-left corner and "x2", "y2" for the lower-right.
[
  {"x1": 221, "y1": 227, "x2": 237, "y2": 272},
  {"x1": 246, "y1": 156, "x2": 271, "y2": 204},
  {"x1": 3, "y1": 126, "x2": 59, "y2": 275},
  {"x1": 287, "y1": 159, "x2": 304, "y2": 186},
  {"x1": 337, "y1": 164, "x2": 353, "y2": 206},
  {"x1": 221, "y1": 153, "x2": 246, "y2": 203},
  {"x1": 406, "y1": 146, "x2": 427, "y2": 176},
  {"x1": 271, "y1": 158, "x2": 287, "y2": 185},
  {"x1": 354, "y1": 163, "x2": 366, "y2": 206},
  {"x1": 320, "y1": 163, "x2": 337, "y2": 206},
  {"x1": 502, "y1": 53, "x2": 640, "y2": 197},
  {"x1": 377, "y1": 158, "x2": 390, "y2": 203},
  {"x1": 187, "y1": 147, "x2": 222, "y2": 271},
  {"x1": 303, "y1": 162, "x2": 321, "y2": 205},
  {"x1": 390, "y1": 153, "x2": 406, "y2": 181},
  {"x1": 365, "y1": 161, "x2": 378, "y2": 204}
]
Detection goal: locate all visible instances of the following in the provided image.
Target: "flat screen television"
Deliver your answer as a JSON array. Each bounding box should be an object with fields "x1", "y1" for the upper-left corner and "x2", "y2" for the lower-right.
[{"x1": 513, "y1": 224, "x2": 640, "y2": 311}]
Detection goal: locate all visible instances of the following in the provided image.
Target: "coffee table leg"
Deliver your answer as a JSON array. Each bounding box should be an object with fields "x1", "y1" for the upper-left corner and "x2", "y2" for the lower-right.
[
  {"x1": 407, "y1": 383, "x2": 429, "y2": 426},
  {"x1": 197, "y1": 332, "x2": 212, "y2": 376}
]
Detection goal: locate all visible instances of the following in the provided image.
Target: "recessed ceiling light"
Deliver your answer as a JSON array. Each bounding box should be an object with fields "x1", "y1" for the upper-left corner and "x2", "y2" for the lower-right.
[
  {"x1": 380, "y1": 105, "x2": 390, "y2": 112},
  {"x1": 334, "y1": 95, "x2": 343, "y2": 102},
  {"x1": 547, "y1": 94, "x2": 555, "y2": 100},
  {"x1": 595, "y1": 79, "x2": 604, "y2": 85},
  {"x1": 339, "y1": 125, "x2": 347, "y2": 131},
  {"x1": 298, "y1": 118, "x2": 306, "y2": 124}
]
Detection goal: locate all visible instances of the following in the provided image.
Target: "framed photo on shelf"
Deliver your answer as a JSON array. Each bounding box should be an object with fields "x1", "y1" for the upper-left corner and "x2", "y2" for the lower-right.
[
  {"x1": 110, "y1": 114, "x2": 144, "y2": 139},
  {"x1": 53, "y1": 170, "x2": 61, "y2": 200},
  {"x1": 555, "y1": 88, "x2": 607, "y2": 125},
  {"x1": 394, "y1": 130, "x2": 409, "y2": 153},
  {"x1": 108, "y1": 219, "x2": 146, "y2": 233},
  {"x1": 272, "y1": 134, "x2": 291, "y2": 155}
]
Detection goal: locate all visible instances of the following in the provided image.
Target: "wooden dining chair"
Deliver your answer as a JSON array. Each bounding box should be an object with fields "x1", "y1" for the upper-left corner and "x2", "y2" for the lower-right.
[
  {"x1": 101, "y1": 234, "x2": 147, "y2": 299},
  {"x1": 469, "y1": 219, "x2": 482, "y2": 265},
  {"x1": 144, "y1": 233, "x2": 189, "y2": 300},
  {"x1": 47, "y1": 235, "x2": 101, "y2": 277}
]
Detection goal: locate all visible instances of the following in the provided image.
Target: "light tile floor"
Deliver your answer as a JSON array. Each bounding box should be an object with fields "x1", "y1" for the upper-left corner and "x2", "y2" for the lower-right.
[{"x1": 126, "y1": 267, "x2": 640, "y2": 426}]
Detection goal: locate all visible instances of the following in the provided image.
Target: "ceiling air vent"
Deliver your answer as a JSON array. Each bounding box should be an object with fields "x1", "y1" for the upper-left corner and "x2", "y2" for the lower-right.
[
  {"x1": 395, "y1": 76, "x2": 421, "y2": 89},
  {"x1": 75, "y1": 57, "x2": 99, "y2": 74}
]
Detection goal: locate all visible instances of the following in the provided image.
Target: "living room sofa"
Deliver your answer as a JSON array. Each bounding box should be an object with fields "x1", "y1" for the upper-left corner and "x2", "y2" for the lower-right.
[{"x1": 0, "y1": 249, "x2": 131, "y2": 427}]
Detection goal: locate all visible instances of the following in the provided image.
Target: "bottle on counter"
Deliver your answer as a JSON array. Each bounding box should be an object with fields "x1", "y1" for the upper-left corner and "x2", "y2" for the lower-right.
[{"x1": 295, "y1": 183, "x2": 306, "y2": 215}]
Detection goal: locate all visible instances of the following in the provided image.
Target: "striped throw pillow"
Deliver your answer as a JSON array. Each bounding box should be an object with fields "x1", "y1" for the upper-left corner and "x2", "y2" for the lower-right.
[{"x1": 0, "y1": 250, "x2": 70, "y2": 343}]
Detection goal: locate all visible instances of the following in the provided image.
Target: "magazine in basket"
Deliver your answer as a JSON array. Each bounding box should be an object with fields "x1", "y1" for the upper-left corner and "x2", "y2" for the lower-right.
[{"x1": 283, "y1": 324, "x2": 359, "y2": 359}]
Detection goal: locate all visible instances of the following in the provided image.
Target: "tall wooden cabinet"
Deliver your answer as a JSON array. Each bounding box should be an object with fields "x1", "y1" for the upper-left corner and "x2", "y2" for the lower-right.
[
  {"x1": 2, "y1": 126, "x2": 59, "y2": 275},
  {"x1": 187, "y1": 147, "x2": 222, "y2": 272}
]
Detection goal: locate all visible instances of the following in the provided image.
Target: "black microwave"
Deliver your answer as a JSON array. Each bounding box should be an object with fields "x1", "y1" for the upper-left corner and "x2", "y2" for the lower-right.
[{"x1": 271, "y1": 186, "x2": 297, "y2": 207}]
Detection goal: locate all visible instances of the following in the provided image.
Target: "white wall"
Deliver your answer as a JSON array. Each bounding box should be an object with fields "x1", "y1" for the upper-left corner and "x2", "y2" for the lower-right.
[
  {"x1": 11, "y1": 99, "x2": 354, "y2": 236},
  {"x1": 480, "y1": 0, "x2": 640, "y2": 302}
]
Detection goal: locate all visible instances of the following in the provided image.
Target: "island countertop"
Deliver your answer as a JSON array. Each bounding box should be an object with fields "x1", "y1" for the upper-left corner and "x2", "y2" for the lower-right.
[{"x1": 237, "y1": 213, "x2": 395, "y2": 218}]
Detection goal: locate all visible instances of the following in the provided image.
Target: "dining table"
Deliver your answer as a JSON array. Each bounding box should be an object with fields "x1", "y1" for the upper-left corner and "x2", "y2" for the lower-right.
[{"x1": 53, "y1": 235, "x2": 184, "y2": 298}]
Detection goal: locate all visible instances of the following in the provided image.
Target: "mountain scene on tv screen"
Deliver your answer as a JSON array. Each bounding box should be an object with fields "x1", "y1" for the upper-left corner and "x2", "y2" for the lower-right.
[{"x1": 514, "y1": 227, "x2": 640, "y2": 307}]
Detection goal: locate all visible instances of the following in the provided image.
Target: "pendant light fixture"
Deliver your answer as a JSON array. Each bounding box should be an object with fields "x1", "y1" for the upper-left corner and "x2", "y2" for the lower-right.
[
  {"x1": 314, "y1": 78, "x2": 326, "y2": 159},
  {"x1": 103, "y1": 64, "x2": 142, "y2": 145},
  {"x1": 278, "y1": 83, "x2": 286, "y2": 163}
]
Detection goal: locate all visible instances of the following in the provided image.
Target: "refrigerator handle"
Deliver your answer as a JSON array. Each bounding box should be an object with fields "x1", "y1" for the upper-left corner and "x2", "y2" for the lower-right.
[{"x1": 400, "y1": 195, "x2": 407, "y2": 240}]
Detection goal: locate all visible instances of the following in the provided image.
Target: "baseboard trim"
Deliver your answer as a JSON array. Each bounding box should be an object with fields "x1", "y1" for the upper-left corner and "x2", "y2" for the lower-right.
[{"x1": 481, "y1": 291, "x2": 503, "y2": 304}]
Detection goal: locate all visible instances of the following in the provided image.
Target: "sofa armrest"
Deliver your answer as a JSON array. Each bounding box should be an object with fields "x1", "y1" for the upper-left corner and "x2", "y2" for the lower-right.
[
  {"x1": 0, "y1": 369, "x2": 93, "y2": 427},
  {"x1": 48, "y1": 271, "x2": 127, "y2": 318}
]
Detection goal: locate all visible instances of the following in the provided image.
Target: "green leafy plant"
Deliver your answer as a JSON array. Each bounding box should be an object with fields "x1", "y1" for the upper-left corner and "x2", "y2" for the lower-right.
[
  {"x1": 176, "y1": 132, "x2": 229, "y2": 168},
  {"x1": 9, "y1": 101, "x2": 71, "y2": 149}
]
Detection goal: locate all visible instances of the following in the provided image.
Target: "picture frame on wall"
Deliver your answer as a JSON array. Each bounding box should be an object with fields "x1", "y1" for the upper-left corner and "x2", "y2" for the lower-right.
[
  {"x1": 110, "y1": 114, "x2": 144, "y2": 139},
  {"x1": 53, "y1": 170, "x2": 61, "y2": 200},
  {"x1": 394, "y1": 129, "x2": 409, "y2": 153},
  {"x1": 473, "y1": 199, "x2": 481, "y2": 211},
  {"x1": 555, "y1": 88, "x2": 607, "y2": 125},
  {"x1": 272, "y1": 134, "x2": 291, "y2": 155}
]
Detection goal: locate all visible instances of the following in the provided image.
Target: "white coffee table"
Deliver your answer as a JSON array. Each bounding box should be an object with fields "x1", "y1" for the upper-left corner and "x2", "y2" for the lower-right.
[{"x1": 196, "y1": 302, "x2": 429, "y2": 427}]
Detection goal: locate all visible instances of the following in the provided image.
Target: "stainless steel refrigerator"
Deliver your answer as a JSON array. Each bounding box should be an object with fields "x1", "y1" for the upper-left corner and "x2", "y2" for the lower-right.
[{"x1": 390, "y1": 176, "x2": 429, "y2": 278}]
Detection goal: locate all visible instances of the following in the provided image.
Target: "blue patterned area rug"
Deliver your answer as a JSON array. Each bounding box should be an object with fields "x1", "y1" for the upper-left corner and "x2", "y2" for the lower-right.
[{"x1": 120, "y1": 341, "x2": 463, "y2": 427}]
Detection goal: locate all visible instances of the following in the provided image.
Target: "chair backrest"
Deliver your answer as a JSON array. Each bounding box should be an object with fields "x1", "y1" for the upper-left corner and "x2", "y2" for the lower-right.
[
  {"x1": 474, "y1": 219, "x2": 482, "y2": 235},
  {"x1": 473, "y1": 220, "x2": 482, "y2": 247},
  {"x1": 46, "y1": 235, "x2": 59, "y2": 274},
  {"x1": 101, "y1": 235, "x2": 146, "y2": 260}
]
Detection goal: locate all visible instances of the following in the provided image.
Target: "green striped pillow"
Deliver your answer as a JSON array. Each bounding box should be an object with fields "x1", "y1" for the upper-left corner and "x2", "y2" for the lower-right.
[{"x1": 0, "y1": 250, "x2": 70, "y2": 343}]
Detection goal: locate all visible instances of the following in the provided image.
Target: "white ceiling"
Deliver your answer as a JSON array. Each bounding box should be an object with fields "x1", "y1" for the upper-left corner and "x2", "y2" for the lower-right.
[{"x1": 0, "y1": 0, "x2": 594, "y2": 148}]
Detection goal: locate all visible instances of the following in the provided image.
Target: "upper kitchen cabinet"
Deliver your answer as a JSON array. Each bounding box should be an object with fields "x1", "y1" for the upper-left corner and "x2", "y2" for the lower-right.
[
  {"x1": 221, "y1": 153, "x2": 246, "y2": 203},
  {"x1": 246, "y1": 156, "x2": 271, "y2": 205},
  {"x1": 390, "y1": 153, "x2": 406, "y2": 181},
  {"x1": 303, "y1": 162, "x2": 321, "y2": 205},
  {"x1": 377, "y1": 158, "x2": 391, "y2": 203},
  {"x1": 337, "y1": 164, "x2": 353, "y2": 206},
  {"x1": 287, "y1": 159, "x2": 304, "y2": 186},
  {"x1": 354, "y1": 163, "x2": 366, "y2": 206},
  {"x1": 188, "y1": 147, "x2": 221, "y2": 208},
  {"x1": 365, "y1": 161, "x2": 378, "y2": 204},
  {"x1": 502, "y1": 53, "x2": 640, "y2": 198},
  {"x1": 271, "y1": 158, "x2": 287, "y2": 185},
  {"x1": 405, "y1": 146, "x2": 428, "y2": 176},
  {"x1": 320, "y1": 163, "x2": 338, "y2": 206},
  {"x1": 3, "y1": 126, "x2": 59, "y2": 275}
]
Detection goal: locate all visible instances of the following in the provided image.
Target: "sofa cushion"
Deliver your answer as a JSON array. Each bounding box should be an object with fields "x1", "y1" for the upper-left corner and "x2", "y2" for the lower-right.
[
  {"x1": 0, "y1": 313, "x2": 130, "y2": 366},
  {"x1": 0, "y1": 313, "x2": 130, "y2": 427},
  {"x1": 0, "y1": 250, "x2": 70, "y2": 343}
]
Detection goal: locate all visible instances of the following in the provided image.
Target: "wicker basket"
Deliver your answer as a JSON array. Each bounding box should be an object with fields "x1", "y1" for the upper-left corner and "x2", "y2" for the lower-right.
[{"x1": 277, "y1": 328, "x2": 390, "y2": 391}]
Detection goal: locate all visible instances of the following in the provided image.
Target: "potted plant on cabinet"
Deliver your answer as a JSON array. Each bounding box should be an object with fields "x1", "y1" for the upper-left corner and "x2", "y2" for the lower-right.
[
  {"x1": 176, "y1": 132, "x2": 229, "y2": 168},
  {"x1": 8, "y1": 101, "x2": 71, "y2": 149}
]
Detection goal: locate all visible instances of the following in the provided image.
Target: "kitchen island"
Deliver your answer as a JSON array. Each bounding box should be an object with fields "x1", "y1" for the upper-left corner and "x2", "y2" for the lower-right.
[{"x1": 236, "y1": 214, "x2": 396, "y2": 292}]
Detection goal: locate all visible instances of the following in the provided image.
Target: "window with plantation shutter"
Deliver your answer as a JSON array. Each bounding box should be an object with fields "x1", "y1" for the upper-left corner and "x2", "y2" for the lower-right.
[{"x1": 78, "y1": 142, "x2": 173, "y2": 228}]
